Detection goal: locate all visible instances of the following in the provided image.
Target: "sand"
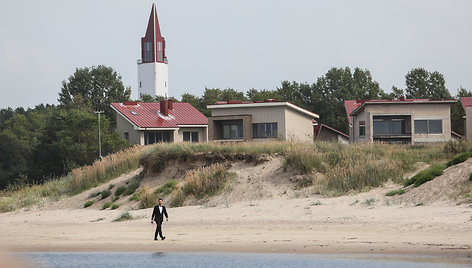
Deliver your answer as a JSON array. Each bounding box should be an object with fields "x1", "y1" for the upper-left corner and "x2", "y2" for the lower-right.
[{"x1": 1, "y1": 156, "x2": 472, "y2": 264}]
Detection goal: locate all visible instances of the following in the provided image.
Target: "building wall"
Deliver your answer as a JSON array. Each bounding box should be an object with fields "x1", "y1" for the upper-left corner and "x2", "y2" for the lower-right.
[
  {"x1": 210, "y1": 105, "x2": 314, "y2": 142},
  {"x1": 284, "y1": 108, "x2": 314, "y2": 142},
  {"x1": 138, "y1": 62, "x2": 168, "y2": 98},
  {"x1": 116, "y1": 114, "x2": 142, "y2": 145},
  {"x1": 208, "y1": 115, "x2": 253, "y2": 141},
  {"x1": 465, "y1": 106, "x2": 472, "y2": 139},
  {"x1": 210, "y1": 106, "x2": 286, "y2": 140},
  {"x1": 176, "y1": 127, "x2": 208, "y2": 142},
  {"x1": 351, "y1": 103, "x2": 452, "y2": 143}
]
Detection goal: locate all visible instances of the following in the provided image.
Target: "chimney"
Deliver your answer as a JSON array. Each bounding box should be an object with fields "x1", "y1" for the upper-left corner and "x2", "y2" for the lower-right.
[
  {"x1": 168, "y1": 99, "x2": 174, "y2": 110},
  {"x1": 160, "y1": 100, "x2": 169, "y2": 116}
]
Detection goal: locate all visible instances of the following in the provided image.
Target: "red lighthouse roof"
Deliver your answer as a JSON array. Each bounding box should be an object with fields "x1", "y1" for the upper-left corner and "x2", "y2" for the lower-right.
[{"x1": 141, "y1": 3, "x2": 167, "y2": 64}]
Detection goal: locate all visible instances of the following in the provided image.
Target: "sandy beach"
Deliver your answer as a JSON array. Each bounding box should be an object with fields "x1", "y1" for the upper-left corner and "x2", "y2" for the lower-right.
[{"x1": 1, "y1": 191, "x2": 471, "y2": 261}]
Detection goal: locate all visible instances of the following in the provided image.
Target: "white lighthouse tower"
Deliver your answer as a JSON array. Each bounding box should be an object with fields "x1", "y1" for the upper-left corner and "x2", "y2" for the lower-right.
[{"x1": 138, "y1": 3, "x2": 168, "y2": 99}]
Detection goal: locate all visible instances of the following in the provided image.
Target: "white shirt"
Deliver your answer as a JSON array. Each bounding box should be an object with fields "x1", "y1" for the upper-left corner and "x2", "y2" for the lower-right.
[{"x1": 159, "y1": 205, "x2": 163, "y2": 214}]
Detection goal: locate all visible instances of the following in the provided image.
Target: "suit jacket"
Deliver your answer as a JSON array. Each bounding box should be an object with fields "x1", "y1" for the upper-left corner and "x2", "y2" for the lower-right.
[{"x1": 151, "y1": 205, "x2": 168, "y2": 223}]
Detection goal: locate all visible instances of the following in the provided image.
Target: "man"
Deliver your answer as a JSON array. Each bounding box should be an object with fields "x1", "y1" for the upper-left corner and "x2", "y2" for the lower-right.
[{"x1": 151, "y1": 198, "x2": 169, "y2": 241}]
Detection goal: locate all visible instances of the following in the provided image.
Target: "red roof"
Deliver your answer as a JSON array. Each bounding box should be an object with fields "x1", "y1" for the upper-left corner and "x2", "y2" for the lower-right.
[
  {"x1": 314, "y1": 123, "x2": 349, "y2": 139},
  {"x1": 461, "y1": 97, "x2": 472, "y2": 110},
  {"x1": 345, "y1": 98, "x2": 457, "y2": 125},
  {"x1": 111, "y1": 102, "x2": 207, "y2": 129}
]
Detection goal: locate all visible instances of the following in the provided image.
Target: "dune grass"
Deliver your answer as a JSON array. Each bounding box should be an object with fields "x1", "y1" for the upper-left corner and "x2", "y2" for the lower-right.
[
  {"x1": 182, "y1": 164, "x2": 235, "y2": 199},
  {"x1": 113, "y1": 211, "x2": 133, "y2": 222}
]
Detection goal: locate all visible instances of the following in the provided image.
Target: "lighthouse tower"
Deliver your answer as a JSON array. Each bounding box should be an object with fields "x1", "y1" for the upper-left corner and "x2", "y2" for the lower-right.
[{"x1": 138, "y1": 3, "x2": 168, "y2": 99}]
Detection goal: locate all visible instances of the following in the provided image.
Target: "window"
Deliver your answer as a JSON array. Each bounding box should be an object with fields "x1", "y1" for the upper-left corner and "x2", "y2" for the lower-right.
[
  {"x1": 130, "y1": 111, "x2": 138, "y2": 115},
  {"x1": 373, "y1": 118, "x2": 406, "y2": 135},
  {"x1": 144, "y1": 42, "x2": 153, "y2": 62},
  {"x1": 222, "y1": 123, "x2": 243, "y2": 139},
  {"x1": 359, "y1": 121, "x2": 365, "y2": 137},
  {"x1": 414, "y1": 120, "x2": 442, "y2": 134},
  {"x1": 139, "y1": 82, "x2": 142, "y2": 88},
  {"x1": 156, "y1": 41, "x2": 163, "y2": 62},
  {"x1": 183, "y1": 131, "x2": 199, "y2": 142},
  {"x1": 124, "y1": 132, "x2": 129, "y2": 141},
  {"x1": 144, "y1": 131, "x2": 171, "y2": 145},
  {"x1": 253, "y1": 123, "x2": 278, "y2": 138}
]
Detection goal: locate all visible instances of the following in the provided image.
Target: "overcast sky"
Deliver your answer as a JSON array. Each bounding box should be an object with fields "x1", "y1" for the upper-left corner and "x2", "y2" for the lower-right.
[{"x1": 1, "y1": 0, "x2": 471, "y2": 109}]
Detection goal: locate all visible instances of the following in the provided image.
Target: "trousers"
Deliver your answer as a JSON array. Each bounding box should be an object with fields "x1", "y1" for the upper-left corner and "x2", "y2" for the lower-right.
[{"x1": 154, "y1": 221, "x2": 164, "y2": 239}]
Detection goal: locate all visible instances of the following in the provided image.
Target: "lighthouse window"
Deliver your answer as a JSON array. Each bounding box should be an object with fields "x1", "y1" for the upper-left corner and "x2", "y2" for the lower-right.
[
  {"x1": 156, "y1": 41, "x2": 163, "y2": 62},
  {"x1": 144, "y1": 42, "x2": 153, "y2": 62}
]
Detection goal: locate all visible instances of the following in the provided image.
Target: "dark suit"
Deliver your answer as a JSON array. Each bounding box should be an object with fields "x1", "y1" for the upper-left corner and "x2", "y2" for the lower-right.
[{"x1": 151, "y1": 205, "x2": 168, "y2": 240}]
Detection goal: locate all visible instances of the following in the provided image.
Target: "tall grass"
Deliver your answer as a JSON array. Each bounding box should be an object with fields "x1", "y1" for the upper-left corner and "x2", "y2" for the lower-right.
[
  {"x1": 183, "y1": 164, "x2": 234, "y2": 198},
  {"x1": 0, "y1": 145, "x2": 151, "y2": 212}
]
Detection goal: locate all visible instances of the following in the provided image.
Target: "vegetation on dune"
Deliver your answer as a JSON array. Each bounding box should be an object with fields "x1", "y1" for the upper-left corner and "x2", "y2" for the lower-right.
[
  {"x1": 83, "y1": 200, "x2": 94, "y2": 208},
  {"x1": 154, "y1": 180, "x2": 177, "y2": 196},
  {"x1": 446, "y1": 152, "x2": 472, "y2": 167},
  {"x1": 182, "y1": 164, "x2": 235, "y2": 199},
  {"x1": 113, "y1": 211, "x2": 133, "y2": 222},
  {"x1": 386, "y1": 189, "x2": 406, "y2": 196},
  {"x1": 403, "y1": 164, "x2": 445, "y2": 187}
]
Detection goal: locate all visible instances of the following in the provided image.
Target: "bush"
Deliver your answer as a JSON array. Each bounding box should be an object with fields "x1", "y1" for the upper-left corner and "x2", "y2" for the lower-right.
[
  {"x1": 83, "y1": 200, "x2": 94, "y2": 208},
  {"x1": 170, "y1": 189, "x2": 185, "y2": 207},
  {"x1": 446, "y1": 152, "x2": 472, "y2": 167},
  {"x1": 113, "y1": 211, "x2": 133, "y2": 222},
  {"x1": 154, "y1": 180, "x2": 177, "y2": 196},
  {"x1": 102, "y1": 202, "x2": 112, "y2": 209},
  {"x1": 111, "y1": 196, "x2": 119, "y2": 202},
  {"x1": 111, "y1": 204, "x2": 120, "y2": 210},
  {"x1": 284, "y1": 145, "x2": 326, "y2": 173},
  {"x1": 123, "y1": 178, "x2": 141, "y2": 196},
  {"x1": 100, "y1": 190, "x2": 111, "y2": 200},
  {"x1": 404, "y1": 163, "x2": 445, "y2": 187},
  {"x1": 115, "y1": 186, "x2": 126, "y2": 197},
  {"x1": 182, "y1": 164, "x2": 234, "y2": 198},
  {"x1": 386, "y1": 189, "x2": 406, "y2": 196},
  {"x1": 108, "y1": 184, "x2": 114, "y2": 190},
  {"x1": 129, "y1": 193, "x2": 139, "y2": 201},
  {"x1": 88, "y1": 191, "x2": 101, "y2": 198}
]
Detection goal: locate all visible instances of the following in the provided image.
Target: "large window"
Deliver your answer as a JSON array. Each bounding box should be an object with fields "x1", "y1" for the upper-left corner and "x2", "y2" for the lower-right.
[
  {"x1": 414, "y1": 120, "x2": 442, "y2": 134},
  {"x1": 183, "y1": 131, "x2": 199, "y2": 142},
  {"x1": 373, "y1": 118, "x2": 406, "y2": 135},
  {"x1": 144, "y1": 131, "x2": 171, "y2": 145},
  {"x1": 222, "y1": 123, "x2": 243, "y2": 139},
  {"x1": 253, "y1": 123, "x2": 278, "y2": 138},
  {"x1": 144, "y1": 42, "x2": 153, "y2": 62},
  {"x1": 156, "y1": 41, "x2": 163, "y2": 62}
]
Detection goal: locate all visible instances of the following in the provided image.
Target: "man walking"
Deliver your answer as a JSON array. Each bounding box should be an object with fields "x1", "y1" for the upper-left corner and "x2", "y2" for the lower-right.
[{"x1": 151, "y1": 198, "x2": 169, "y2": 241}]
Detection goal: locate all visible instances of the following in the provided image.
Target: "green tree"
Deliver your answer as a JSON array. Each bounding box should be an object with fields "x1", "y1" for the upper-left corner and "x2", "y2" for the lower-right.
[
  {"x1": 405, "y1": 68, "x2": 452, "y2": 100},
  {"x1": 58, "y1": 65, "x2": 131, "y2": 127},
  {"x1": 246, "y1": 88, "x2": 280, "y2": 102}
]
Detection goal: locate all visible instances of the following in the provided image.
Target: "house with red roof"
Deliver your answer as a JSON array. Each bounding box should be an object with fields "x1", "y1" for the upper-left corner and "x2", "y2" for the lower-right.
[
  {"x1": 111, "y1": 99, "x2": 208, "y2": 145},
  {"x1": 344, "y1": 97, "x2": 457, "y2": 144},
  {"x1": 207, "y1": 100, "x2": 319, "y2": 142},
  {"x1": 312, "y1": 120, "x2": 349, "y2": 144}
]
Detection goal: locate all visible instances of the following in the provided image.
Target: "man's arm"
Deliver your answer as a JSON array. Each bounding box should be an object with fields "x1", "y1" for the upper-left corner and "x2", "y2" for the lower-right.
[
  {"x1": 151, "y1": 207, "x2": 156, "y2": 223},
  {"x1": 164, "y1": 206, "x2": 168, "y2": 220}
]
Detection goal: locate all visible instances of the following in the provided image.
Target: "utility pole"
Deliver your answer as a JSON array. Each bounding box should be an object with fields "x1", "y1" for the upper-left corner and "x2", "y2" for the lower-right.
[{"x1": 95, "y1": 111, "x2": 104, "y2": 161}]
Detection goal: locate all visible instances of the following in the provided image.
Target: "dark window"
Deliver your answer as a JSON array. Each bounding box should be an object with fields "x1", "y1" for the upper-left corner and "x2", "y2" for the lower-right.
[
  {"x1": 391, "y1": 120, "x2": 405, "y2": 134},
  {"x1": 144, "y1": 42, "x2": 153, "y2": 62},
  {"x1": 373, "y1": 118, "x2": 406, "y2": 135},
  {"x1": 415, "y1": 120, "x2": 442, "y2": 134},
  {"x1": 139, "y1": 82, "x2": 142, "y2": 88},
  {"x1": 359, "y1": 123, "x2": 365, "y2": 137},
  {"x1": 156, "y1": 41, "x2": 163, "y2": 62},
  {"x1": 222, "y1": 123, "x2": 243, "y2": 139},
  {"x1": 373, "y1": 120, "x2": 389, "y2": 134},
  {"x1": 253, "y1": 123, "x2": 278, "y2": 138},
  {"x1": 144, "y1": 131, "x2": 171, "y2": 145},
  {"x1": 183, "y1": 131, "x2": 199, "y2": 142},
  {"x1": 124, "y1": 132, "x2": 129, "y2": 141}
]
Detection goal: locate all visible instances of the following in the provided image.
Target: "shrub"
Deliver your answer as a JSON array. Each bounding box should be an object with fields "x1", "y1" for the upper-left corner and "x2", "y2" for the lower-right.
[
  {"x1": 154, "y1": 180, "x2": 177, "y2": 196},
  {"x1": 108, "y1": 184, "x2": 115, "y2": 190},
  {"x1": 102, "y1": 202, "x2": 112, "y2": 209},
  {"x1": 115, "y1": 186, "x2": 126, "y2": 197},
  {"x1": 386, "y1": 189, "x2": 406, "y2": 196},
  {"x1": 129, "y1": 193, "x2": 139, "y2": 201},
  {"x1": 404, "y1": 163, "x2": 445, "y2": 187},
  {"x1": 113, "y1": 211, "x2": 133, "y2": 222},
  {"x1": 111, "y1": 204, "x2": 120, "y2": 210},
  {"x1": 83, "y1": 201, "x2": 94, "y2": 208},
  {"x1": 100, "y1": 190, "x2": 111, "y2": 200},
  {"x1": 88, "y1": 191, "x2": 101, "y2": 198},
  {"x1": 446, "y1": 152, "x2": 472, "y2": 167},
  {"x1": 284, "y1": 145, "x2": 326, "y2": 173},
  {"x1": 170, "y1": 189, "x2": 185, "y2": 207},
  {"x1": 111, "y1": 196, "x2": 119, "y2": 202},
  {"x1": 138, "y1": 187, "x2": 157, "y2": 209},
  {"x1": 123, "y1": 178, "x2": 141, "y2": 196},
  {"x1": 182, "y1": 164, "x2": 234, "y2": 198}
]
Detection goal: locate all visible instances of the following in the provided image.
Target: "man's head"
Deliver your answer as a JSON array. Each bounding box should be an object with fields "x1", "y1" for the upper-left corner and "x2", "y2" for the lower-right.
[{"x1": 158, "y1": 198, "x2": 163, "y2": 206}]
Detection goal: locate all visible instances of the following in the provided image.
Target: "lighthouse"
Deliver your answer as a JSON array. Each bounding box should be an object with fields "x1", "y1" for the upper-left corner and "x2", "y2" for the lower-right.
[{"x1": 138, "y1": 3, "x2": 168, "y2": 99}]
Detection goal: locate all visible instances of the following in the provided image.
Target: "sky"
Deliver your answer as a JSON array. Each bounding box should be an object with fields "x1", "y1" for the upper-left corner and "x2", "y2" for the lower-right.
[{"x1": 1, "y1": 0, "x2": 471, "y2": 109}]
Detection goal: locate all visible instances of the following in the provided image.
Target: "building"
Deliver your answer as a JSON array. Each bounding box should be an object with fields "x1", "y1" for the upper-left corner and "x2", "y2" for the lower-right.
[
  {"x1": 207, "y1": 100, "x2": 319, "y2": 142},
  {"x1": 313, "y1": 120, "x2": 349, "y2": 144},
  {"x1": 345, "y1": 98, "x2": 457, "y2": 144},
  {"x1": 111, "y1": 100, "x2": 208, "y2": 145},
  {"x1": 461, "y1": 97, "x2": 472, "y2": 139},
  {"x1": 137, "y1": 3, "x2": 168, "y2": 99}
]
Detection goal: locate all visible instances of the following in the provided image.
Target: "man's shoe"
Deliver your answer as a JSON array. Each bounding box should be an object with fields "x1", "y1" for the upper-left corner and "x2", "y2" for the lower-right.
[
  {"x1": 161, "y1": 237, "x2": 166, "y2": 240},
  {"x1": 154, "y1": 238, "x2": 158, "y2": 241}
]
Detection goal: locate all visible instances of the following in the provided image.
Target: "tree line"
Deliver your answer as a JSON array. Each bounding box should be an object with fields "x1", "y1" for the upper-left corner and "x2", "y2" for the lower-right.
[{"x1": 0, "y1": 65, "x2": 470, "y2": 189}]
